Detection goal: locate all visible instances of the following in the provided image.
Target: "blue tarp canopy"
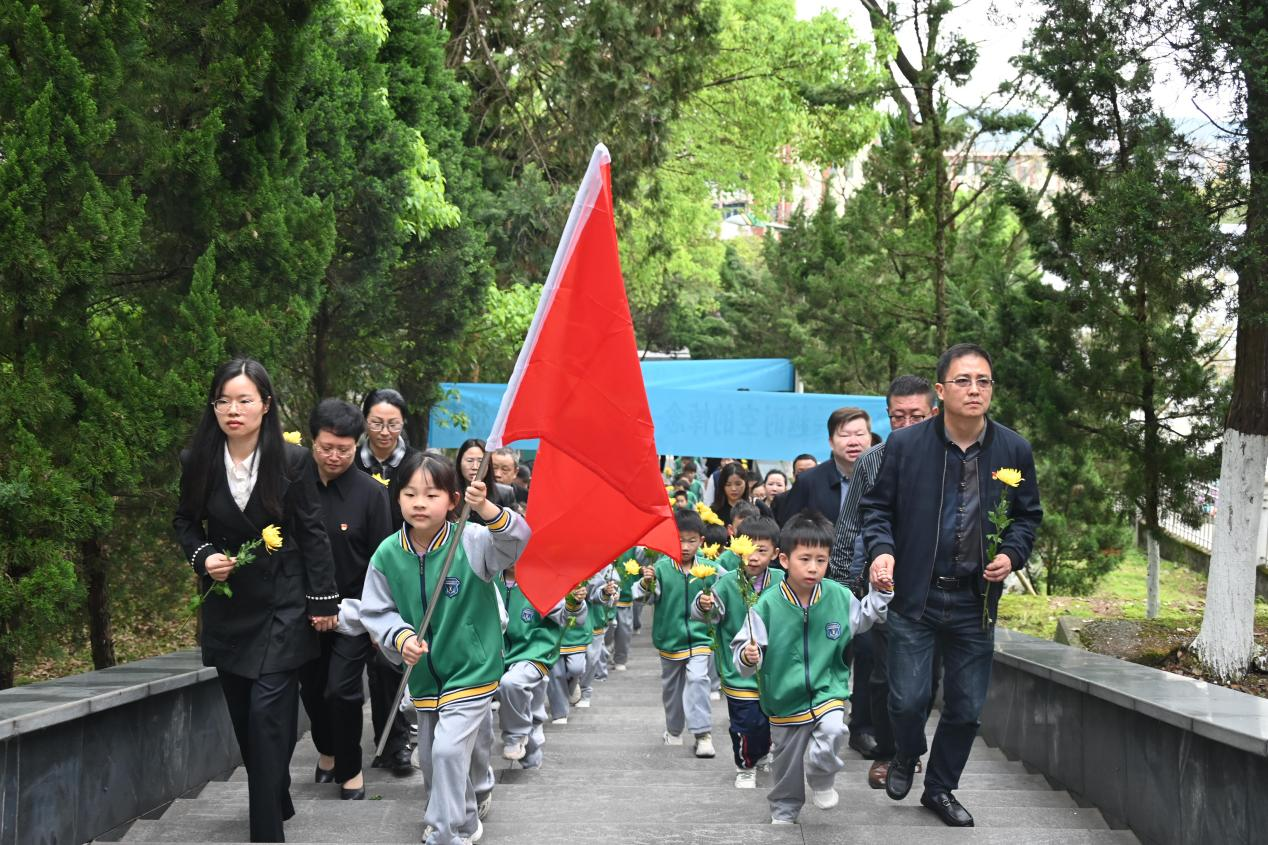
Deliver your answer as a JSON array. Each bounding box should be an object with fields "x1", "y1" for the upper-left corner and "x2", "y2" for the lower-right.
[{"x1": 429, "y1": 358, "x2": 887, "y2": 461}]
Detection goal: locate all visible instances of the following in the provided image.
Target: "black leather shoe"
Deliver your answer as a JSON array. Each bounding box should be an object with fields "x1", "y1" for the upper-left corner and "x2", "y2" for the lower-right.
[
  {"x1": 885, "y1": 757, "x2": 917, "y2": 801},
  {"x1": 390, "y1": 747, "x2": 415, "y2": 776},
  {"x1": 921, "y1": 790, "x2": 974, "y2": 827},
  {"x1": 848, "y1": 730, "x2": 881, "y2": 759},
  {"x1": 315, "y1": 765, "x2": 335, "y2": 784},
  {"x1": 340, "y1": 785, "x2": 366, "y2": 801}
]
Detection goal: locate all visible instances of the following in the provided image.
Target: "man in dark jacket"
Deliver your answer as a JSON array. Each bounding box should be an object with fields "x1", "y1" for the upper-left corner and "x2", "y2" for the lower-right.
[
  {"x1": 774, "y1": 408, "x2": 872, "y2": 525},
  {"x1": 862, "y1": 343, "x2": 1042, "y2": 827}
]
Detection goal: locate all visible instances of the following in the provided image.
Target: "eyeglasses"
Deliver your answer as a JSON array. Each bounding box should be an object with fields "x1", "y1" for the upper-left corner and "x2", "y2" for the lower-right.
[
  {"x1": 212, "y1": 398, "x2": 261, "y2": 414},
  {"x1": 888, "y1": 413, "x2": 928, "y2": 424},
  {"x1": 367, "y1": 420, "x2": 403, "y2": 433},
  {"x1": 944, "y1": 377, "x2": 995, "y2": 390},
  {"x1": 314, "y1": 443, "x2": 355, "y2": 458}
]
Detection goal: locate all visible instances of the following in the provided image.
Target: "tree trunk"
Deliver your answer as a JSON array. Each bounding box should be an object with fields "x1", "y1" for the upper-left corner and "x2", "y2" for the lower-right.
[
  {"x1": 82, "y1": 537, "x2": 117, "y2": 669},
  {"x1": 1193, "y1": 33, "x2": 1268, "y2": 678},
  {"x1": 313, "y1": 299, "x2": 331, "y2": 401},
  {"x1": 1145, "y1": 526, "x2": 1160, "y2": 619},
  {"x1": 1192, "y1": 430, "x2": 1267, "y2": 679},
  {"x1": 0, "y1": 659, "x2": 13, "y2": 691}
]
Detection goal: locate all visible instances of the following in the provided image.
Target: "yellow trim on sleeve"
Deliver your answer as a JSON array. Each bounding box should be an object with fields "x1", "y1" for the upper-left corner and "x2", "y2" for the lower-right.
[
  {"x1": 393, "y1": 628, "x2": 416, "y2": 653},
  {"x1": 486, "y1": 508, "x2": 511, "y2": 533}
]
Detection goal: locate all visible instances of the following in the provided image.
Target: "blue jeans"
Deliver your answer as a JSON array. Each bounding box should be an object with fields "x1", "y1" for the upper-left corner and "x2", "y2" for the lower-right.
[{"x1": 887, "y1": 586, "x2": 994, "y2": 794}]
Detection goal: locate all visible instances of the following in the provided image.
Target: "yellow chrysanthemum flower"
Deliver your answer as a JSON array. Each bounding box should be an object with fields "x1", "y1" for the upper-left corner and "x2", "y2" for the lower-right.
[
  {"x1": 261, "y1": 524, "x2": 283, "y2": 553},
  {"x1": 622, "y1": 559, "x2": 641, "y2": 576},
  {"x1": 689, "y1": 563, "x2": 716, "y2": 581},
  {"x1": 992, "y1": 468, "x2": 1023, "y2": 488},
  {"x1": 283, "y1": 430, "x2": 302, "y2": 445},
  {"x1": 699, "y1": 543, "x2": 721, "y2": 560},
  {"x1": 371, "y1": 472, "x2": 390, "y2": 487},
  {"x1": 693, "y1": 502, "x2": 724, "y2": 526},
  {"x1": 728, "y1": 535, "x2": 756, "y2": 558}
]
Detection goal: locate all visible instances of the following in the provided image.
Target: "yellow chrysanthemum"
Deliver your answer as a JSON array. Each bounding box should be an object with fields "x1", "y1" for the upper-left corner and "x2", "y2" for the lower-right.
[
  {"x1": 693, "y1": 502, "x2": 724, "y2": 526},
  {"x1": 689, "y1": 563, "x2": 716, "y2": 581},
  {"x1": 699, "y1": 543, "x2": 721, "y2": 560},
  {"x1": 283, "y1": 430, "x2": 302, "y2": 445},
  {"x1": 371, "y1": 472, "x2": 390, "y2": 487},
  {"x1": 992, "y1": 468, "x2": 1023, "y2": 488},
  {"x1": 622, "y1": 559, "x2": 641, "y2": 576},
  {"x1": 261, "y1": 524, "x2": 283, "y2": 553},
  {"x1": 728, "y1": 535, "x2": 756, "y2": 558}
]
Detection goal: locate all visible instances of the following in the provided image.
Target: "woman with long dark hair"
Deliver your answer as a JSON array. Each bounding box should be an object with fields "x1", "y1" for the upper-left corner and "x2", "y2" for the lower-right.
[
  {"x1": 710, "y1": 461, "x2": 773, "y2": 525},
  {"x1": 173, "y1": 358, "x2": 339, "y2": 843}
]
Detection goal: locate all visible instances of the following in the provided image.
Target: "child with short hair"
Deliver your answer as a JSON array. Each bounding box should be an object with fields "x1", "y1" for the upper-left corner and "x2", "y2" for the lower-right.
[
  {"x1": 733, "y1": 514, "x2": 891, "y2": 825},
  {"x1": 547, "y1": 583, "x2": 592, "y2": 723},
  {"x1": 608, "y1": 548, "x2": 640, "y2": 670},
  {"x1": 360, "y1": 452, "x2": 529, "y2": 845},
  {"x1": 634, "y1": 508, "x2": 718, "y2": 758},
  {"x1": 693, "y1": 516, "x2": 784, "y2": 788},
  {"x1": 497, "y1": 566, "x2": 584, "y2": 769},
  {"x1": 715, "y1": 500, "x2": 761, "y2": 572}
]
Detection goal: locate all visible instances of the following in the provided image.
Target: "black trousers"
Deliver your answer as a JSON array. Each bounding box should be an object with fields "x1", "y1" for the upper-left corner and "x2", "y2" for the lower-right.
[
  {"x1": 367, "y1": 648, "x2": 411, "y2": 757},
  {"x1": 849, "y1": 629, "x2": 875, "y2": 733},
  {"x1": 298, "y1": 632, "x2": 373, "y2": 782},
  {"x1": 869, "y1": 622, "x2": 943, "y2": 761},
  {"x1": 217, "y1": 669, "x2": 299, "y2": 843}
]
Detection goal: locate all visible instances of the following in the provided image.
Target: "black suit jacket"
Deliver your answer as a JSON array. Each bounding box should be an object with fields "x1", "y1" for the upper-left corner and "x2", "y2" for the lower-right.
[
  {"x1": 776, "y1": 460, "x2": 846, "y2": 525},
  {"x1": 174, "y1": 443, "x2": 339, "y2": 678}
]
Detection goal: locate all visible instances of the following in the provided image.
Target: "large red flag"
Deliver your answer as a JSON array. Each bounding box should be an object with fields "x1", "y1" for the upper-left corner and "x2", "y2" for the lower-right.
[{"x1": 486, "y1": 145, "x2": 679, "y2": 612}]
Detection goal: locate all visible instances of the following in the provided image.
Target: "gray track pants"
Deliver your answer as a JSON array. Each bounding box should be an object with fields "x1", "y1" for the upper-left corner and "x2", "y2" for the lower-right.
[
  {"x1": 768, "y1": 708, "x2": 848, "y2": 822},
  {"x1": 612, "y1": 605, "x2": 634, "y2": 665},
  {"x1": 660, "y1": 654, "x2": 712, "y2": 737},
  {"x1": 416, "y1": 696, "x2": 494, "y2": 845}
]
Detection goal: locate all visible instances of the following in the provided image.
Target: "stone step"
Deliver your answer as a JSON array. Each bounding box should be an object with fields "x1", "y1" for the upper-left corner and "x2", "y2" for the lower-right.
[
  {"x1": 493, "y1": 767, "x2": 1058, "y2": 791},
  {"x1": 118, "y1": 831, "x2": 1138, "y2": 845},
  {"x1": 195, "y1": 780, "x2": 1077, "y2": 808}
]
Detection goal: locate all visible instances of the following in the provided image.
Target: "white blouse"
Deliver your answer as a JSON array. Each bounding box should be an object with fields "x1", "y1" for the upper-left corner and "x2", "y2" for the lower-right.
[{"x1": 224, "y1": 444, "x2": 259, "y2": 511}]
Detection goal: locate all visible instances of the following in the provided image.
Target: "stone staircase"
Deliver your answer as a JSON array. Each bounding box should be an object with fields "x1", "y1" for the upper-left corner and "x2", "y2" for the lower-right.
[{"x1": 112, "y1": 632, "x2": 1138, "y2": 844}]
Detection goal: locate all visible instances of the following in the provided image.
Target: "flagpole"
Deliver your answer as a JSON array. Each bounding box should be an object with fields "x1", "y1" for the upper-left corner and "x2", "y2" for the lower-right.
[{"x1": 375, "y1": 450, "x2": 492, "y2": 760}]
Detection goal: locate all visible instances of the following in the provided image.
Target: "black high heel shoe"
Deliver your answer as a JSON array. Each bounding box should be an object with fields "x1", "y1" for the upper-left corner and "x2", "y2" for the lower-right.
[
  {"x1": 340, "y1": 783, "x2": 366, "y2": 800},
  {"x1": 315, "y1": 764, "x2": 335, "y2": 784}
]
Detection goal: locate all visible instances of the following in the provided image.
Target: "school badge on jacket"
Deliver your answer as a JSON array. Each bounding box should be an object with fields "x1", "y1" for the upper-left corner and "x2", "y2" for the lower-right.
[
  {"x1": 825, "y1": 621, "x2": 843, "y2": 640},
  {"x1": 444, "y1": 576, "x2": 462, "y2": 598}
]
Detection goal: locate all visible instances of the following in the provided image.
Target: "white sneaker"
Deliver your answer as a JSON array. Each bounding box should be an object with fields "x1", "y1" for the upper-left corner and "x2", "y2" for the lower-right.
[
  {"x1": 501, "y1": 737, "x2": 526, "y2": 761},
  {"x1": 709, "y1": 690, "x2": 721, "y2": 701},
  {"x1": 476, "y1": 792, "x2": 492, "y2": 820},
  {"x1": 614, "y1": 664, "x2": 627, "y2": 671},
  {"x1": 812, "y1": 788, "x2": 839, "y2": 809},
  {"x1": 462, "y1": 819, "x2": 484, "y2": 844},
  {"x1": 552, "y1": 717, "x2": 568, "y2": 725},
  {"x1": 757, "y1": 752, "x2": 773, "y2": 772},
  {"x1": 735, "y1": 769, "x2": 757, "y2": 788},
  {"x1": 420, "y1": 823, "x2": 435, "y2": 842},
  {"x1": 568, "y1": 680, "x2": 582, "y2": 704},
  {"x1": 771, "y1": 817, "x2": 796, "y2": 825},
  {"x1": 694, "y1": 733, "x2": 716, "y2": 758},
  {"x1": 663, "y1": 730, "x2": 684, "y2": 746},
  {"x1": 576, "y1": 698, "x2": 591, "y2": 708}
]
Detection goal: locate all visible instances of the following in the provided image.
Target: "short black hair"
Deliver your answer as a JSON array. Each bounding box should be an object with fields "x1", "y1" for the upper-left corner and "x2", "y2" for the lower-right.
[
  {"x1": 936, "y1": 343, "x2": 994, "y2": 383},
  {"x1": 739, "y1": 516, "x2": 779, "y2": 546},
  {"x1": 779, "y1": 512, "x2": 835, "y2": 554},
  {"x1": 362, "y1": 387, "x2": 408, "y2": 420},
  {"x1": 681, "y1": 459, "x2": 697, "y2": 473},
  {"x1": 702, "y1": 523, "x2": 730, "y2": 548},
  {"x1": 887, "y1": 374, "x2": 936, "y2": 408},
  {"x1": 793, "y1": 453, "x2": 816, "y2": 465},
  {"x1": 309, "y1": 398, "x2": 365, "y2": 440},
  {"x1": 827, "y1": 407, "x2": 870, "y2": 437},
  {"x1": 764, "y1": 468, "x2": 787, "y2": 484},
  {"x1": 391, "y1": 450, "x2": 459, "y2": 507},
  {"x1": 730, "y1": 500, "x2": 760, "y2": 526},
  {"x1": 675, "y1": 507, "x2": 705, "y2": 536}
]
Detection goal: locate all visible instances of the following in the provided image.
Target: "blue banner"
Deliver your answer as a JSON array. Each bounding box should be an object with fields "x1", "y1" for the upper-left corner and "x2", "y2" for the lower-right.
[
  {"x1": 429, "y1": 382, "x2": 888, "y2": 461},
  {"x1": 639, "y1": 358, "x2": 795, "y2": 392}
]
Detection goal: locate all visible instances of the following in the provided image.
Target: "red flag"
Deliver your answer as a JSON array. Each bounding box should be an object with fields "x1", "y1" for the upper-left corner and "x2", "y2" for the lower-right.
[{"x1": 486, "y1": 145, "x2": 679, "y2": 611}]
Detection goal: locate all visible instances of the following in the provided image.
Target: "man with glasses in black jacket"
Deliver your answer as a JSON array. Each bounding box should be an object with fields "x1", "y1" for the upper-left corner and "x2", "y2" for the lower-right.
[{"x1": 862, "y1": 344, "x2": 1042, "y2": 828}]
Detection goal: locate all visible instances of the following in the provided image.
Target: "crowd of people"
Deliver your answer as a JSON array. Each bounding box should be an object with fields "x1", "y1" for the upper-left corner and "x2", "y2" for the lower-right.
[{"x1": 174, "y1": 342, "x2": 1042, "y2": 844}]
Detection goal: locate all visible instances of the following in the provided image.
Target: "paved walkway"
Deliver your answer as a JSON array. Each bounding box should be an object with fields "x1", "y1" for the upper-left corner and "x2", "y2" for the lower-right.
[{"x1": 116, "y1": 630, "x2": 1137, "y2": 844}]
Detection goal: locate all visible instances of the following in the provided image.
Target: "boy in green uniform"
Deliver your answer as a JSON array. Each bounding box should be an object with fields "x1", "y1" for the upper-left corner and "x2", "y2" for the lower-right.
[
  {"x1": 634, "y1": 508, "x2": 719, "y2": 758},
  {"x1": 360, "y1": 452, "x2": 529, "y2": 845},
  {"x1": 579, "y1": 565, "x2": 620, "y2": 707},
  {"x1": 496, "y1": 566, "x2": 585, "y2": 768},
  {"x1": 733, "y1": 514, "x2": 891, "y2": 825},
  {"x1": 547, "y1": 583, "x2": 592, "y2": 723},
  {"x1": 693, "y1": 516, "x2": 784, "y2": 788}
]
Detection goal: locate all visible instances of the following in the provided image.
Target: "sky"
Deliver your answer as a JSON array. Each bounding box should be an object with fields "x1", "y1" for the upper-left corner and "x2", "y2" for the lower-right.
[{"x1": 796, "y1": 0, "x2": 1235, "y2": 138}]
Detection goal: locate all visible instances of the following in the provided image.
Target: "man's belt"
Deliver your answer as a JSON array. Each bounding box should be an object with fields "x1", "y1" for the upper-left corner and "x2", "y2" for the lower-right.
[{"x1": 931, "y1": 574, "x2": 974, "y2": 591}]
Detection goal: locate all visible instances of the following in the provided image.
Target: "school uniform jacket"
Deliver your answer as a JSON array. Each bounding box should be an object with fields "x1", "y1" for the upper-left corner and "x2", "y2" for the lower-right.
[
  {"x1": 633, "y1": 555, "x2": 718, "y2": 661},
  {"x1": 173, "y1": 443, "x2": 340, "y2": 678},
  {"x1": 692, "y1": 567, "x2": 784, "y2": 701},
  {"x1": 359, "y1": 509, "x2": 529, "y2": 711},
  {"x1": 731, "y1": 579, "x2": 890, "y2": 725},
  {"x1": 498, "y1": 580, "x2": 580, "y2": 678}
]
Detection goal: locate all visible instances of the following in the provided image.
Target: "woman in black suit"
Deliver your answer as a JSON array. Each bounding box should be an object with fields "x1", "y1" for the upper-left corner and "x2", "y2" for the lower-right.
[{"x1": 174, "y1": 358, "x2": 339, "y2": 843}]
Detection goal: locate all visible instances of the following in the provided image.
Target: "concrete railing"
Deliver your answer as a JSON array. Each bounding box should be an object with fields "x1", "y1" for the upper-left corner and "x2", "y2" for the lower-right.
[
  {"x1": 981, "y1": 629, "x2": 1268, "y2": 845},
  {"x1": 0, "y1": 651, "x2": 240, "y2": 845}
]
